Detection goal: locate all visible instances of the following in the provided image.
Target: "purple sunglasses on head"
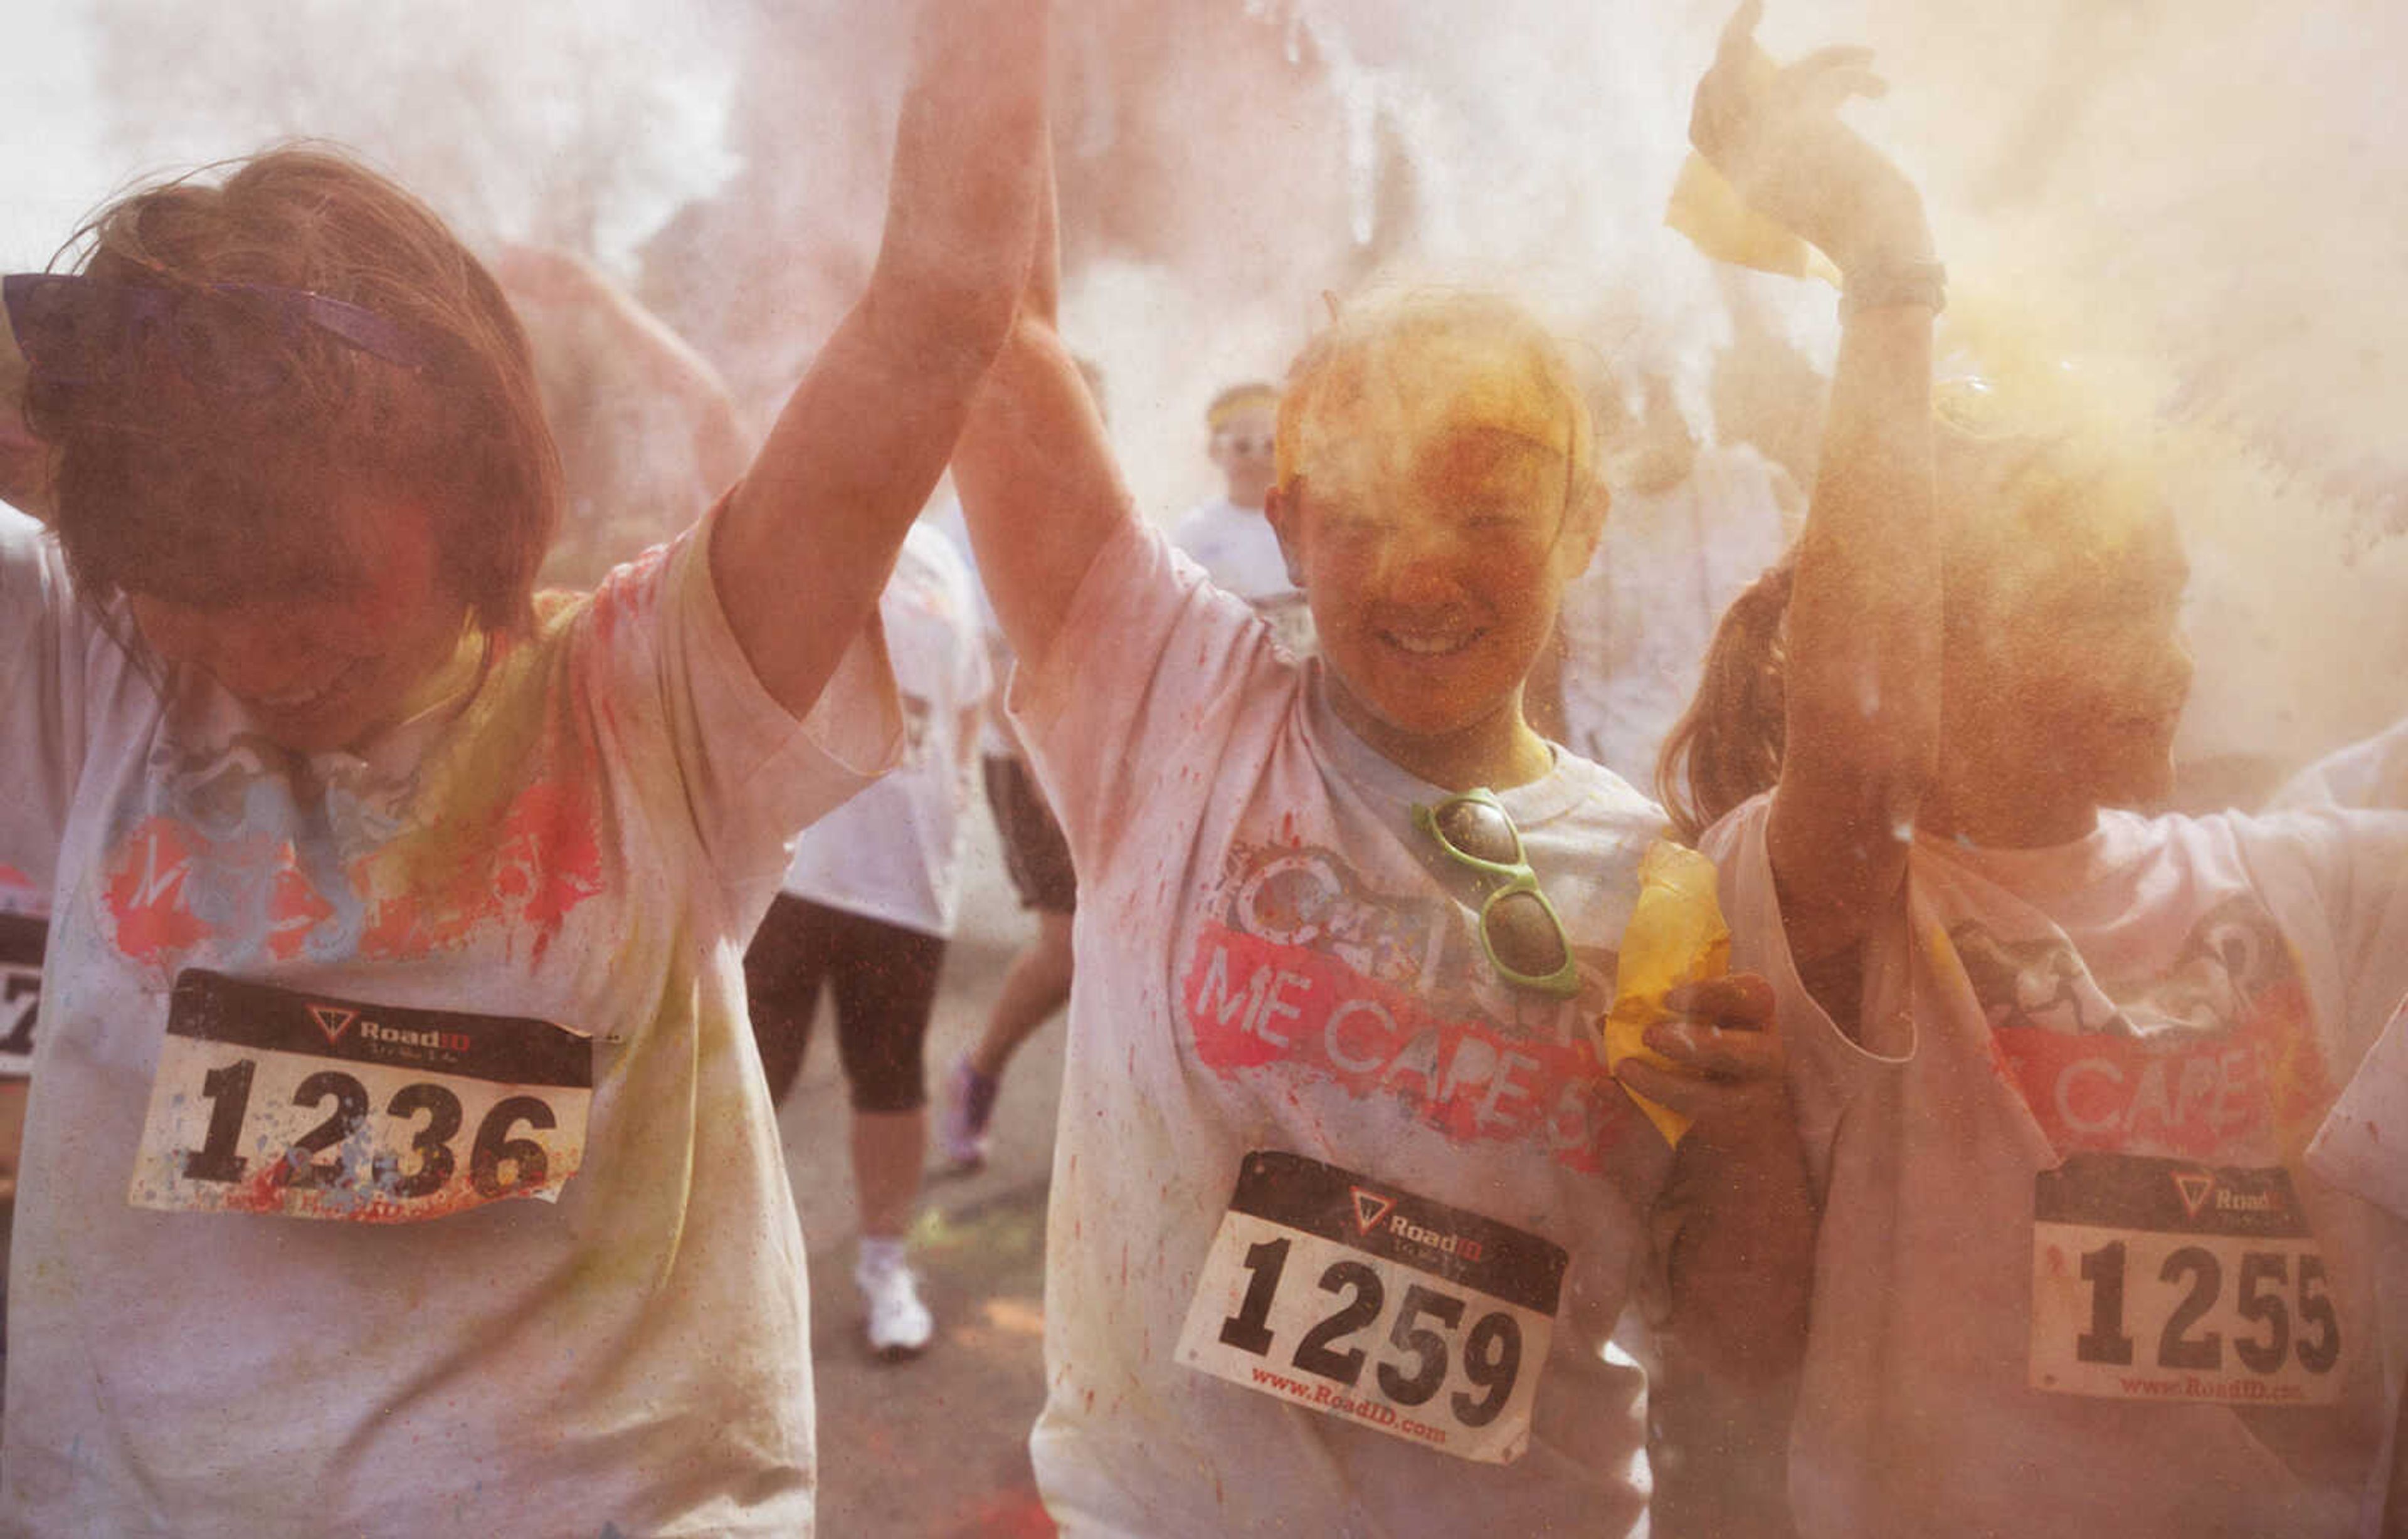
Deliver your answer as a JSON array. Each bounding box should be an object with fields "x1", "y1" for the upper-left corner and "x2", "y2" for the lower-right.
[{"x1": 3, "y1": 272, "x2": 435, "y2": 399}]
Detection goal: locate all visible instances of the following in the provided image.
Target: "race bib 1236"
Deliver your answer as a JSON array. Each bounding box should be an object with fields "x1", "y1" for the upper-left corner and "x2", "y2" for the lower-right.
[{"x1": 129, "y1": 969, "x2": 593, "y2": 1224}]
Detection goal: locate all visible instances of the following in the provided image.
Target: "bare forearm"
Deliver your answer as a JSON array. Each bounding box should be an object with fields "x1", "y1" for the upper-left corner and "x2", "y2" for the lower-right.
[
  {"x1": 1768, "y1": 297, "x2": 1938, "y2": 950},
  {"x1": 714, "y1": 0, "x2": 1049, "y2": 718},
  {"x1": 953, "y1": 316, "x2": 1134, "y2": 667}
]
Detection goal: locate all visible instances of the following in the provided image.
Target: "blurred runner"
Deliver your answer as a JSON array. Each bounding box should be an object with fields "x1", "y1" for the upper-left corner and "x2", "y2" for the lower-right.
[
  {"x1": 1171, "y1": 381, "x2": 1314, "y2": 654},
  {"x1": 746, "y1": 518, "x2": 988, "y2": 1358}
]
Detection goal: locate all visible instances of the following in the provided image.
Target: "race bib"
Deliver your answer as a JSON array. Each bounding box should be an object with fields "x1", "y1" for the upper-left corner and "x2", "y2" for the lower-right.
[
  {"x1": 0, "y1": 911, "x2": 43, "y2": 1076},
  {"x1": 129, "y1": 969, "x2": 593, "y2": 1223},
  {"x1": 1175, "y1": 1150, "x2": 1566, "y2": 1463},
  {"x1": 2031, "y1": 1152, "x2": 2347, "y2": 1405}
]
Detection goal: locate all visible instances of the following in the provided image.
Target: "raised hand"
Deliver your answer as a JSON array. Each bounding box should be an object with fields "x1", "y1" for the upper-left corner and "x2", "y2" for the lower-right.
[{"x1": 1688, "y1": 0, "x2": 1930, "y2": 274}]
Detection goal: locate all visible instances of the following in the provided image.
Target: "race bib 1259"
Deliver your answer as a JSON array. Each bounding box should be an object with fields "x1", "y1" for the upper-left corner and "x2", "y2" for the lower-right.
[
  {"x1": 2031, "y1": 1152, "x2": 2347, "y2": 1405},
  {"x1": 129, "y1": 969, "x2": 593, "y2": 1224},
  {"x1": 1176, "y1": 1150, "x2": 1567, "y2": 1464}
]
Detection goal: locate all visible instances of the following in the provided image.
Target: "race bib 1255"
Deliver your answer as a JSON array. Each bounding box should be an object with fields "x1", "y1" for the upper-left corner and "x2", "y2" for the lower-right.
[
  {"x1": 1176, "y1": 1150, "x2": 1567, "y2": 1464},
  {"x1": 129, "y1": 969, "x2": 593, "y2": 1224},
  {"x1": 2031, "y1": 1152, "x2": 2347, "y2": 1405}
]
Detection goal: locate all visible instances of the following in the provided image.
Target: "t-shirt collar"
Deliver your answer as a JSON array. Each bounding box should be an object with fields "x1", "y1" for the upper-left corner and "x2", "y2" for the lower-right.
[{"x1": 1302, "y1": 661, "x2": 1588, "y2": 830}]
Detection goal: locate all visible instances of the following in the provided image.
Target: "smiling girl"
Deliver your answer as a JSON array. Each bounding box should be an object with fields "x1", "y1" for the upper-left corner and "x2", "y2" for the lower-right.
[{"x1": 935, "y1": 21, "x2": 1941, "y2": 1520}]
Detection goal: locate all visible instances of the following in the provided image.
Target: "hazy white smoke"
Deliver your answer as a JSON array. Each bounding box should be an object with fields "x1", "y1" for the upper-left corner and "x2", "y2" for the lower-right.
[{"x1": 17, "y1": 0, "x2": 2404, "y2": 785}]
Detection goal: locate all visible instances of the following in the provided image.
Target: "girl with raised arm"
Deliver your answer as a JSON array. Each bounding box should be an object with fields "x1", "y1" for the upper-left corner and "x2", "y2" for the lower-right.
[
  {"x1": 1668, "y1": 6, "x2": 2408, "y2": 1533},
  {"x1": 0, "y1": 1, "x2": 1046, "y2": 1531},
  {"x1": 934, "y1": 29, "x2": 1918, "y2": 1529}
]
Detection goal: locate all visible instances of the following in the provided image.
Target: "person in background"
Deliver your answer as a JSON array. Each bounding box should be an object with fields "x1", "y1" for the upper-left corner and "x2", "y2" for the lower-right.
[
  {"x1": 746, "y1": 517, "x2": 990, "y2": 1358},
  {"x1": 1535, "y1": 367, "x2": 1798, "y2": 788},
  {"x1": 1664, "y1": 5, "x2": 2408, "y2": 1531},
  {"x1": 0, "y1": 0, "x2": 1049, "y2": 1526},
  {"x1": 493, "y1": 244, "x2": 754, "y2": 592},
  {"x1": 934, "y1": 355, "x2": 1107, "y2": 1173},
  {"x1": 1170, "y1": 380, "x2": 1314, "y2": 653}
]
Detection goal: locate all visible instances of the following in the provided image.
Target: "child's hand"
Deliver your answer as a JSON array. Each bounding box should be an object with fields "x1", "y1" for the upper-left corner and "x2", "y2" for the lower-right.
[
  {"x1": 1613, "y1": 974, "x2": 1791, "y2": 1151},
  {"x1": 1688, "y1": 0, "x2": 1930, "y2": 274}
]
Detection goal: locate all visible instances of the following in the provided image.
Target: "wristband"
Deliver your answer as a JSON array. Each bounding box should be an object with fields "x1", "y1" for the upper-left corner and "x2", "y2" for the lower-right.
[{"x1": 1840, "y1": 258, "x2": 1946, "y2": 320}]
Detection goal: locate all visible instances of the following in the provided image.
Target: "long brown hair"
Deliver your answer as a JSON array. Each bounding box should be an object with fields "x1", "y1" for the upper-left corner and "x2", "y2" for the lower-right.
[
  {"x1": 1657, "y1": 553, "x2": 1796, "y2": 843},
  {"x1": 28, "y1": 145, "x2": 561, "y2": 640}
]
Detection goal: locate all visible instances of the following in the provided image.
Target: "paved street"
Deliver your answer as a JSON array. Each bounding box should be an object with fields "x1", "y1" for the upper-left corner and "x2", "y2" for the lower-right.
[{"x1": 774, "y1": 819, "x2": 1068, "y2": 1536}]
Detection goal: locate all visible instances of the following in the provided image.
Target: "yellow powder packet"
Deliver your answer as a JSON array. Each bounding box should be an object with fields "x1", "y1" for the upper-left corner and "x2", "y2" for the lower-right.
[
  {"x1": 1602, "y1": 841, "x2": 1733, "y2": 1147},
  {"x1": 1663, "y1": 152, "x2": 1843, "y2": 287}
]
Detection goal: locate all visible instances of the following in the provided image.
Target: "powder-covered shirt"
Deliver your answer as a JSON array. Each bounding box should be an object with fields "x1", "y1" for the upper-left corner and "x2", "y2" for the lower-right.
[
  {"x1": 1017, "y1": 520, "x2": 1671, "y2": 1538},
  {"x1": 2272, "y1": 716, "x2": 2408, "y2": 813},
  {"x1": 0, "y1": 505, "x2": 897, "y2": 1538},
  {"x1": 779, "y1": 521, "x2": 989, "y2": 938},
  {"x1": 1703, "y1": 796, "x2": 2408, "y2": 1538}
]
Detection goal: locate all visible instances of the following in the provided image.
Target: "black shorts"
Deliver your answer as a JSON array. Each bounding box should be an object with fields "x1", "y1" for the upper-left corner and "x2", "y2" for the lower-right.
[
  {"x1": 742, "y1": 893, "x2": 947, "y2": 1113},
  {"x1": 982, "y1": 754, "x2": 1076, "y2": 914}
]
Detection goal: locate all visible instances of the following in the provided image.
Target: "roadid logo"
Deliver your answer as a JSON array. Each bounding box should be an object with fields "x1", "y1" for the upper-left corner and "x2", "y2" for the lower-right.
[
  {"x1": 2172, "y1": 1169, "x2": 2215, "y2": 1219},
  {"x1": 307, "y1": 1003, "x2": 357, "y2": 1046},
  {"x1": 1382, "y1": 1208, "x2": 1484, "y2": 1264},
  {"x1": 311, "y1": 1001, "x2": 471, "y2": 1058},
  {"x1": 1350, "y1": 1187, "x2": 1396, "y2": 1234}
]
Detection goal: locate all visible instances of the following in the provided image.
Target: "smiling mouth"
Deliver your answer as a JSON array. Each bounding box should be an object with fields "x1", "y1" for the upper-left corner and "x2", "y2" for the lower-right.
[{"x1": 1378, "y1": 626, "x2": 1481, "y2": 658}]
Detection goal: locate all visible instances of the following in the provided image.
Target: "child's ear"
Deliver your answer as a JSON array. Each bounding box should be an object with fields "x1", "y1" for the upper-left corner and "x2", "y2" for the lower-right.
[
  {"x1": 1265, "y1": 483, "x2": 1306, "y2": 586},
  {"x1": 1559, "y1": 477, "x2": 1610, "y2": 578}
]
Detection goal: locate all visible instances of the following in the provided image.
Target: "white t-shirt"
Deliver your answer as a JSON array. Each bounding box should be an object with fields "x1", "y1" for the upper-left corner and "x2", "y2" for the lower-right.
[
  {"x1": 0, "y1": 505, "x2": 898, "y2": 1537},
  {"x1": 1170, "y1": 496, "x2": 1312, "y2": 654},
  {"x1": 779, "y1": 522, "x2": 990, "y2": 938},
  {"x1": 1703, "y1": 796, "x2": 2408, "y2": 1538},
  {"x1": 1556, "y1": 444, "x2": 1793, "y2": 789},
  {"x1": 1016, "y1": 520, "x2": 1672, "y2": 1537}
]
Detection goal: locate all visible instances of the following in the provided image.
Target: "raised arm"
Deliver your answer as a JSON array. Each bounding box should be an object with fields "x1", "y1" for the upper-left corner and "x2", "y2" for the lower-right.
[
  {"x1": 711, "y1": 0, "x2": 1049, "y2": 718},
  {"x1": 1694, "y1": 1, "x2": 1940, "y2": 965},
  {"x1": 948, "y1": 137, "x2": 1136, "y2": 670}
]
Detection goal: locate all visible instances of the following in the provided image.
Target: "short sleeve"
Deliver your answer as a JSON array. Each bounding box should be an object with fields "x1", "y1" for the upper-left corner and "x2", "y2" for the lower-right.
[
  {"x1": 1010, "y1": 520, "x2": 1287, "y2": 881},
  {"x1": 2268, "y1": 718, "x2": 2408, "y2": 812},
  {"x1": 578, "y1": 501, "x2": 901, "y2": 906},
  {"x1": 2232, "y1": 807, "x2": 2408, "y2": 1070}
]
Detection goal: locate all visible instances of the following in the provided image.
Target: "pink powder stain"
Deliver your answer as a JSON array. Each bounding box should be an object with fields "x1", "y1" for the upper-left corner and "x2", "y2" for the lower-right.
[
  {"x1": 101, "y1": 817, "x2": 211, "y2": 967},
  {"x1": 1183, "y1": 920, "x2": 1635, "y2": 1174},
  {"x1": 357, "y1": 777, "x2": 605, "y2": 962}
]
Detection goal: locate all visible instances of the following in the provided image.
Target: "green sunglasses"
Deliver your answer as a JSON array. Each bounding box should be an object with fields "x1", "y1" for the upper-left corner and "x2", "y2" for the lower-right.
[{"x1": 1410, "y1": 787, "x2": 1580, "y2": 999}]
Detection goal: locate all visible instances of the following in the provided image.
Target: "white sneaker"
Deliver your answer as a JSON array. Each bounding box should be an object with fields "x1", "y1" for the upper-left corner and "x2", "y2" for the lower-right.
[{"x1": 855, "y1": 1253, "x2": 934, "y2": 1360}]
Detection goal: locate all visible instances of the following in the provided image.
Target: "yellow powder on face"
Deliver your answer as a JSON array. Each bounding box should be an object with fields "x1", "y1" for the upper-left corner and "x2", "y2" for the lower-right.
[{"x1": 1276, "y1": 293, "x2": 1591, "y2": 505}]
